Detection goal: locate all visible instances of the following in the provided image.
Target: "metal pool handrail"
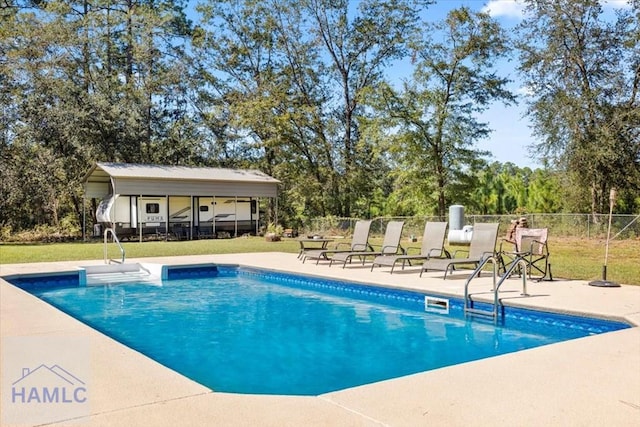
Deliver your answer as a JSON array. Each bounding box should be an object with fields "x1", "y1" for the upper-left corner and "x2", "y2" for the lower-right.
[
  {"x1": 464, "y1": 255, "x2": 529, "y2": 323},
  {"x1": 104, "y1": 227, "x2": 125, "y2": 264}
]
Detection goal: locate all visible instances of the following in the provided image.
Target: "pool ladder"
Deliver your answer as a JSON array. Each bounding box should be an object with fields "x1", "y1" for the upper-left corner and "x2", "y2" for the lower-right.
[
  {"x1": 104, "y1": 228, "x2": 125, "y2": 264},
  {"x1": 463, "y1": 255, "x2": 529, "y2": 323}
]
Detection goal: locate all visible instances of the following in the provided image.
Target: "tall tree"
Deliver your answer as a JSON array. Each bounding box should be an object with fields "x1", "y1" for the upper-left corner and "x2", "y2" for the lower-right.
[
  {"x1": 517, "y1": 0, "x2": 640, "y2": 218},
  {"x1": 527, "y1": 168, "x2": 563, "y2": 213},
  {"x1": 304, "y1": 0, "x2": 426, "y2": 217},
  {"x1": 499, "y1": 162, "x2": 530, "y2": 213},
  {"x1": 369, "y1": 7, "x2": 515, "y2": 218},
  {"x1": 194, "y1": 0, "x2": 426, "y2": 222},
  {"x1": 194, "y1": 0, "x2": 307, "y2": 227},
  {"x1": 0, "y1": 0, "x2": 196, "y2": 231}
]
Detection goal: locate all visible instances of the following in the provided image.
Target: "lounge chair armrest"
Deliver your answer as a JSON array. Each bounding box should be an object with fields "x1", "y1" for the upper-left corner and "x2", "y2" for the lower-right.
[
  {"x1": 352, "y1": 243, "x2": 371, "y2": 251},
  {"x1": 452, "y1": 248, "x2": 469, "y2": 258},
  {"x1": 499, "y1": 238, "x2": 517, "y2": 252},
  {"x1": 357, "y1": 242, "x2": 376, "y2": 251},
  {"x1": 427, "y1": 247, "x2": 449, "y2": 258},
  {"x1": 380, "y1": 245, "x2": 402, "y2": 254}
]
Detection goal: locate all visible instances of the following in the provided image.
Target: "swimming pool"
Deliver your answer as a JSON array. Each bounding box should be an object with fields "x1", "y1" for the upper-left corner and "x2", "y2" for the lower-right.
[{"x1": 8, "y1": 265, "x2": 629, "y2": 396}]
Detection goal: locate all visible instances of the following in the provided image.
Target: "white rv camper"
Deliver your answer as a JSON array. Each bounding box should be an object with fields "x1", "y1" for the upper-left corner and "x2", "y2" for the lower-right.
[
  {"x1": 84, "y1": 163, "x2": 279, "y2": 242},
  {"x1": 194, "y1": 197, "x2": 258, "y2": 238},
  {"x1": 98, "y1": 195, "x2": 259, "y2": 239}
]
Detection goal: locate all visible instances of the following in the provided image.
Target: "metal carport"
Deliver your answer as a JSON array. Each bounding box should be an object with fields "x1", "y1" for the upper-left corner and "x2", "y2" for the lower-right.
[{"x1": 82, "y1": 162, "x2": 280, "y2": 241}]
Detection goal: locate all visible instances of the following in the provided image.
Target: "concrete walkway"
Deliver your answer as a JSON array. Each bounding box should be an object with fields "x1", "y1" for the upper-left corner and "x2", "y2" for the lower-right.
[{"x1": 1, "y1": 253, "x2": 639, "y2": 426}]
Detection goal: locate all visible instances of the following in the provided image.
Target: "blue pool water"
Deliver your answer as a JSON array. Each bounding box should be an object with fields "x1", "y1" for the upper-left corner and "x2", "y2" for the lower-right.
[{"x1": 10, "y1": 266, "x2": 629, "y2": 395}]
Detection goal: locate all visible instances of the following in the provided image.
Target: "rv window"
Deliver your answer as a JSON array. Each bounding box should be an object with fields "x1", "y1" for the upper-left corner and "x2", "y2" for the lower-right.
[
  {"x1": 146, "y1": 203, "x2": 160, "y2": 214},
  {"x1": 199, "y1": 206, "x2": 209, "y2": 212}
]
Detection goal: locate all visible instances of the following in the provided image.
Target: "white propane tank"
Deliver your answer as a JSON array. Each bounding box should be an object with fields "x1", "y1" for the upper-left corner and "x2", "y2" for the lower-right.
[
  {"x1": 449, "y1": 205, "x2": 464, "y2": 231},
  {"x1": 447, "y1": 204, "x2": 473, "y2": 244},
  {"x1": 448, "y1": 225, "x2": 473, "y2": 244}
]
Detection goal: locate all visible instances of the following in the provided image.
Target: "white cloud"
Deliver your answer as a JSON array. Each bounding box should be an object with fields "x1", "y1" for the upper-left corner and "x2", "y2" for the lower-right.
[
  {"x1": 481, "y1": 0, "x2": 630, "y2": 20},
  {"x1": 602, "y1": 0, "x2": 632, "y2": 9},
  {"x1": 481, "y1": 0, "x2": 526, "y2": 19},
  {"x1": 517, "y1": 85, "x2": 535, "y2": 97}
]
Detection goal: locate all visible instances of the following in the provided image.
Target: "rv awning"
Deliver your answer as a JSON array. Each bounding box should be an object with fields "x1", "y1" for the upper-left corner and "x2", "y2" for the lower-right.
[{"x1": 83, "y1": 162, "x2": 280, "y2": 199}]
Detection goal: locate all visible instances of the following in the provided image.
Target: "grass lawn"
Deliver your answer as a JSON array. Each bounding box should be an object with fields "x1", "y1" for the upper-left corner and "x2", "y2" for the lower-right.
[{"x1": 1, "y1": 236, "x2": 638, "y2": 285}]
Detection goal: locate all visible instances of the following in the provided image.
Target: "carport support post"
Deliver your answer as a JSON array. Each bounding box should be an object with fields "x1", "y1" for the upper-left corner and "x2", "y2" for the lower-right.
[
  {"x1": 138, "y1": 195, "x2": 143, "y2": 243},
  {"x1": 165, "y1": 195, "x2": 169, "y2": 240},
  {"x1": 82, "y1": 193, "x2": 86, "y2": 241},
  {"x1": 254, "y1": 198, "x2": 258, "y2": 236},
  {"x1": 190, "y1": 195, "x2": 194, "y2": 240}
]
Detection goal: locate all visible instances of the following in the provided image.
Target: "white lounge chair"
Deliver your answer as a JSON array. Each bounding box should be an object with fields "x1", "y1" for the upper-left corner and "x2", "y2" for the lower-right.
[
  {"x1": 371, "y1": 221, "x2": 450, "y2": 273},
  {"x1": 420, "y1": 223, "x2": 499, "y2": 279},
  {"x1": 301, "y1": 220, "x2": 373, "y2": 264},
  {"x1": 329, "y1": 221, "x2": 405, "y2": 268}
]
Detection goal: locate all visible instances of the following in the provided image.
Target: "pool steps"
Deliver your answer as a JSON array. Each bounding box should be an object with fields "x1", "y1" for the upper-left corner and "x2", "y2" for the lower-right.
[
  {"x1": 79, "y1": 263, "x2": 162, "y2": 286},
  {"x1": 464, "y1": 255, "x2": 529, "y2": 323}
]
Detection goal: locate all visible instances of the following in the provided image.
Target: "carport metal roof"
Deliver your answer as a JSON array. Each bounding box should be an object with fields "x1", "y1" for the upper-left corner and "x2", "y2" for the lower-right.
[{"x1": 83, "y1": 162, "x2": 280, "y2": 199}]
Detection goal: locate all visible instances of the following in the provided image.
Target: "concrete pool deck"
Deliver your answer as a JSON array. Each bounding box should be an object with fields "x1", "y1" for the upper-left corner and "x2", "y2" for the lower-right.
[{"x1": 1, "y1": 252, "x2": 639, "y2": 426}]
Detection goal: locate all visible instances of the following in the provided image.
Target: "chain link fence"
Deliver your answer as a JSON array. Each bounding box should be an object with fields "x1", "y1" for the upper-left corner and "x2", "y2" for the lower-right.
[{"x1": 302, "y1": 214, "x2": 640, "y2": 240}]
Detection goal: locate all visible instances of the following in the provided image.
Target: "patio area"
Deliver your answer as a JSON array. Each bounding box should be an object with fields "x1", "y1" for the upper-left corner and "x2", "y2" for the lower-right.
[{"x1": 1, "y1": 252, "x2": 639, "y2": 426}]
